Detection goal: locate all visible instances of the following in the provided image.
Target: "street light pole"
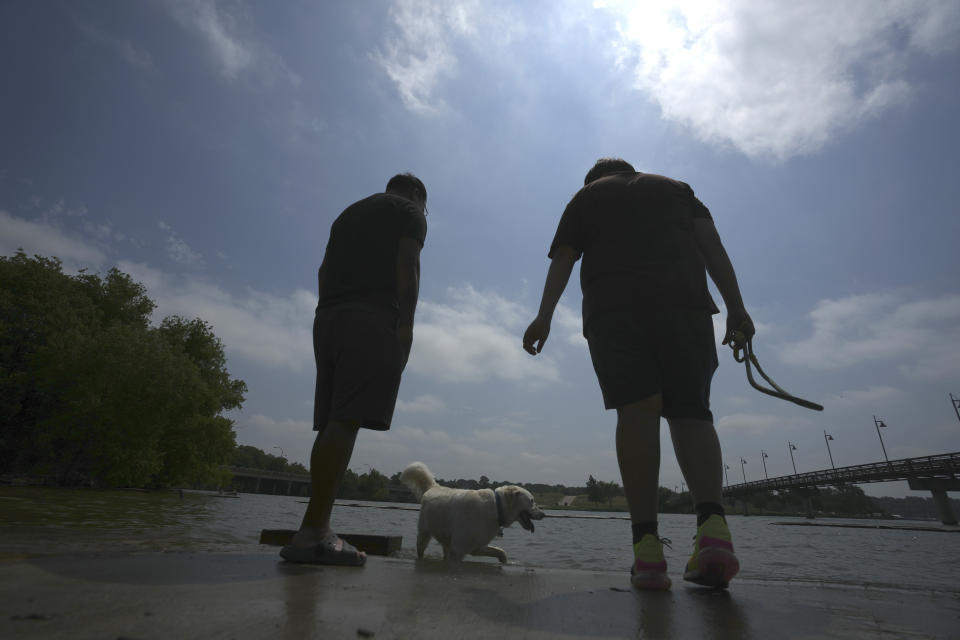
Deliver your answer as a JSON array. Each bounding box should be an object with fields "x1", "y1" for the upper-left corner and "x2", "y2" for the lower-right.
[
  {"x1": 724, "y1": 463, "x2": 730, "y2": 487},
  {"x1": 823, "y1": 431, "x2": 835, "y2": 470},
  {"x1": 761, "y1": 450, "x2": 769, "y2": 479},
  {"x1": 951, "y1": 393, "x2": 960, "y2": 424},
  {"x1": 740, "y1": 457, "x2": 747, "y2": 483},
  {"x1": 273, "y1": 445, "x2": 286, "y2": 461},
  {"x1": 788, "y1": 441, "x2": 798, "y2": 475},
  {"x1": 873, "y1": 415, "x2": 889, "y2": 462}
]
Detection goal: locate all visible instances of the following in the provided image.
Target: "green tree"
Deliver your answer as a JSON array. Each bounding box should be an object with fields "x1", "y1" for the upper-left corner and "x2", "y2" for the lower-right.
[
  {"x1": 598, "y1": 480, "x2": 622, "y2": 505},
  {"x1": 816, "y1": 485, "x2": 876, "y2": 515},
  {"x1": 357, "y1": 468, "x2": 389, "y2": 499},
  {"x1": 0, "y1": 253, "x2": 101, "y2": 472},
  {"x1": 337, "y1": 468, "x2": 359, "y2": 498},
  {"x1": 586, "y1": 475, "x2": 603, "y2": 503},
  {"x1": 0, "y1": 251, "x2": 245, "y2": 487}
]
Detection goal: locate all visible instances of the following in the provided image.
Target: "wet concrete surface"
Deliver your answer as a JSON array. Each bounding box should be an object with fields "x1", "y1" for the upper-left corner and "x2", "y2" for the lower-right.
[{"x1": 1, "y1": 550, "x2": 958, "y2": 639}]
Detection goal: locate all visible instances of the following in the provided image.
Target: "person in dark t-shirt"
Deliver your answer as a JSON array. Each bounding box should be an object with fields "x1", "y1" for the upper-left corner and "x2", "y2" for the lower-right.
[
  {"x1": 281, "y1": 173, "x2": 427, "y2": 567},
  {"x1": 523, "y1": 158, "x2": 753, "y2": 590}
]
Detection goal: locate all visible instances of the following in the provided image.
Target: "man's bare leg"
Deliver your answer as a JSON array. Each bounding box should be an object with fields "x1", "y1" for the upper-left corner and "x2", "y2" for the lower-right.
[
  {"x1": 615, "y1": 394, "x2": 663, "y2": 523},
  {"x1": 289, "y1": 420, "x2": 364, "y2": 559},
  {"x1": 666, "y1": 418, "x2": 723, "y2": 506}
]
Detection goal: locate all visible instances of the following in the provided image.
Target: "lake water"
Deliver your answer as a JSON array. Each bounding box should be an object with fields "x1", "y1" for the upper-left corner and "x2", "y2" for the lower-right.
[{"x1": 2, "y1": 487, "x2": 957, "y2": 593}]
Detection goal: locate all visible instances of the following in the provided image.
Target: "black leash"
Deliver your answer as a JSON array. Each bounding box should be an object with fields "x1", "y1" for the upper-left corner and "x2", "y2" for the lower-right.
[{"x1": 729, "y1": 330, "x2": 824, "y2": 412}]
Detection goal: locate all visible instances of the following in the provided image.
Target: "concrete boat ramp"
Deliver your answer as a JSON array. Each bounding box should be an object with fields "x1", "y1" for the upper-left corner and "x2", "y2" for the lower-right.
[{"x1": 2, "y1": 550, "x2": 958, "y2": 639}]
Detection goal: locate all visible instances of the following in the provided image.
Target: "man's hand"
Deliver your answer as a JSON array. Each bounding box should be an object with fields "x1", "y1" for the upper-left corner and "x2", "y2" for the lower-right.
[
  {"x1": 523, "y1": 316, "x2": 551, "y2": 355},
  {"x1": 723, "y1": 308, "x2": 755, "y2": 346}
]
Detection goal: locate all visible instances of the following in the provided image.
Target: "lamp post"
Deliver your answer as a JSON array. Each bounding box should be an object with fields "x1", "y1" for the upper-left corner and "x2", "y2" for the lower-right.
[
  {"x1": 724, "y1": 464, "x2": 730, "y2": 487},
  {"x1": 761, "y1": 450, "x2": 769, "y2": 479},
  {"x1": 681, "y1": 481, "x2": 686, "y2": 493},
  {"x1": 740, "y1": 457, "x2": 747, "y2": 483},
  {"x1": 823, "y1": 431, "x2": 835, "y2": 470},
  {"x1": 788, "y1": 441, "x2": 798, "y2": 475},
  {"x1": 273, "y1": 445, "x2": 286, "y2": 461},
  {"x1": 873, "y1": 415, "x2": 889, "y2": 462},
  {"x1": 951, "y1": 393, "x2": 960, "y2": 424}
]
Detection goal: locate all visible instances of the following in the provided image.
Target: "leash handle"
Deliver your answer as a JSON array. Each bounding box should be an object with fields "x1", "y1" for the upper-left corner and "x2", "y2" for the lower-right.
[
  {"x1": 729, "y1": 328, "x2": 749, "y2": 363},
  {"x1": 729, "y1": 329, "x2": 824, "y2": 412}
]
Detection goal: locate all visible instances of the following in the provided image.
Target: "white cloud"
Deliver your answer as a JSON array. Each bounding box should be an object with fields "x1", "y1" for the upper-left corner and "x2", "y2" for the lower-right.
[
  {"x1": 373, "y1": 1, "x2": 466, "y2": 114},
  {"x1": 168, "y1": 0, "x2": 252, "y2": 79},
  {"x1": 234, "y1": 414, "x2": 313, "y2": 466},
  {"x1": 603, "y1": 0, "x2": 960, "y2": 159},
  {"x1": 36, "y1": 197, "x2": 87, "y2": 221},
  {"x1": 157, "y1": 222, "x2": 203, "y2": 266},
  {"x1": 396, "y1": 394, "x2": 447, "y2": 414},
  {"x1": 717, "y1": 411, "x2": 812, "y2": 436},
  {"x1": 119, "y1": 260, "x2": 317, "y2": 372},
  {"x1": 0, "y1": 210, "x2": 107, "y2": 270},
  {"x1": 822, "y1": 386, "x2": 905, "y2": 409},
  {"x1": 781, "y1": 292, "x2": 960, "y2": 380},
  {"x1": 168, "y1": 236, "x2": 203, "y2": 266},
  {"x1": 554, "y1": 302, "x2": 587, "y2": 347},
  {"x1": 245, "y1": 413, "x2": 310, "y2": 435},
  {"x1": 355, "y1": 425, "x2": 498, "y2": 477},
  {"x1": 75, "y1": 18, "x2": 154, "y2": 70},
  {"x1": 351, "y1": 423, "x2": 604, "y2": 484},
  {"x1": 83, "y1": 220, "x2": 118, "y2": 242},
  {"x1": 374, "y1": 0, "x2": 520, "y2": 115},
  {"x1": 166, "y1": 0, "x2": 300, "y2": 85},
  {"x1": 409, "y1": 284, "x2": 560, "y2": 383},
  {"x1": 471, "y1": 426, "x2": 527, "y2": 446}
]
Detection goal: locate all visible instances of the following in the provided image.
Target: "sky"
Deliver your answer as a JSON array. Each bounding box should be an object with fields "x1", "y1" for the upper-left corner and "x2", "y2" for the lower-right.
[{"x1": 2, "y1": 0, "x2": 959, "y2": 498}]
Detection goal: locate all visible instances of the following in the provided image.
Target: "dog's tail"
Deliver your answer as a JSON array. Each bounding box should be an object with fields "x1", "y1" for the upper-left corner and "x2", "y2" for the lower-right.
[{"x1": 399, "y1": 461, "x2": 438, "y2": 502}]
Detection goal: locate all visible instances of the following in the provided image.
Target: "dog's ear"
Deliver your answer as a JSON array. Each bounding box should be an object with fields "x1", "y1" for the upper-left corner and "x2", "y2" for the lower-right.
[{"x1": 503, "y1": 486, "x2": 532, "y2": 512}]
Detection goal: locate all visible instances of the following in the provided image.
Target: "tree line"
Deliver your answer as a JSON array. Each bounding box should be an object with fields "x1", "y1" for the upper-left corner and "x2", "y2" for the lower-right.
[
  {"x1": 4, "y1": 252, "x2": 933, "y2": 519},
  {"x1": 321, "y1": 464, "x2": 926, "y2": 518},
  {"x1": 232, "y1": 444, "x2": 307, "y2": 475},
  {"x1": 0, "y1": 251, "x2": 246, "y2": 488}
]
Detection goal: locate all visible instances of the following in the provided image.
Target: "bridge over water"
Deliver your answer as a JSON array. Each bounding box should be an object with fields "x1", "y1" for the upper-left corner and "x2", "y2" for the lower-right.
[
  {"x1": 228, "y1": 466, "x2": 312, "y2": 497},
  {"x1": 225, "y1": 467, "x2": 414, "y2": 502},
  {"x1": 722, "y1": 451, "x2": 960, "y2": 524}
]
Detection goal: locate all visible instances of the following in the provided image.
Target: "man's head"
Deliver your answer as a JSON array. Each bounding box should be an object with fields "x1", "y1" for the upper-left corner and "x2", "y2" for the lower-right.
[
  {"x1": 583, "y1": 158, "x2": 635, "y2": 186},
  {"x1": 386, "y1": 173, "x2": 428, "y2": 214}
]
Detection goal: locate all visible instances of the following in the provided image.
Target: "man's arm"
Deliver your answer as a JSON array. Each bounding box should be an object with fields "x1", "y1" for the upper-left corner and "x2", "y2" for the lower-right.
[
  {"x1": 523, "y1": 245, "x2": 579, "y2": 355},
  {"x1": 396, "y1": 237, "x2": 422, "y2": 359},
  {"x1": 693, "y1": 217, "x2": 754, "y2": 344}
]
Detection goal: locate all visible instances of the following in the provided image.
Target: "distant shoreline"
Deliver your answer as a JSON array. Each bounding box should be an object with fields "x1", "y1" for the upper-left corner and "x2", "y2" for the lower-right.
[{"x1": 1, "y1": 478, "x2": 946, "y2": 523}]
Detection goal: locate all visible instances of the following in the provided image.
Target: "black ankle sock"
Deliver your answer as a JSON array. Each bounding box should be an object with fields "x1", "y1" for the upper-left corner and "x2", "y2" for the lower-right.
[
  {"x1": 631, "y1": 521, "x2": 658, "y2": 544},
  {"x1": 695, "y1": 502, "x2": 726, "y2": 526}
]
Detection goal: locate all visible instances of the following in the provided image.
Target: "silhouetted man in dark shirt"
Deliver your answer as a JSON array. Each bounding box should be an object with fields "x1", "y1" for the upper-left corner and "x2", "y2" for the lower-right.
[
  {"x1": 524, "y1": 158, "x2": 753, "y2": 590},
  {"x1": 281, "y1": 173, "x2": 427, "y2": 566}
]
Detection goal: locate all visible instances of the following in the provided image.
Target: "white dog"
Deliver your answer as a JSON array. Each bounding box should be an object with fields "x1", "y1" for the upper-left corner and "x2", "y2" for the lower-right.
[{"x1": 400, "y1": 461, "x2": 545, "y2": 563}]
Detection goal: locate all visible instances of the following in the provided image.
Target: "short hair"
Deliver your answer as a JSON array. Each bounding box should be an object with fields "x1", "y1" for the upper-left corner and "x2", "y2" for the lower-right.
[
  {"x1": 584, "y1": 158, "x2": 635, "y2": 185},
  {"x1": 386, "y1": 173, "x2": 427, "y2": 205}
]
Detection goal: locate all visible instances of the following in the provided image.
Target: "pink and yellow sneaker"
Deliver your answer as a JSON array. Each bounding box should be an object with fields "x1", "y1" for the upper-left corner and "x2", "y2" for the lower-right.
[
  {"x1": 683, "y1": 514, "x2": 739, "y2": 588},
  {"x1": 631, "y1": 534, "x2": 672, "y2": 591}
]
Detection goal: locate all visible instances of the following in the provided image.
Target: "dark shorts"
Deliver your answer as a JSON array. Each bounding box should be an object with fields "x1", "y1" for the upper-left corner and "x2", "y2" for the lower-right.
[
  {"x1": 585, "y1": 309, "x2": 718, "y2": 420},
  {"x1": 313, "y1": 306, "x2": 407, "y2": 432}
]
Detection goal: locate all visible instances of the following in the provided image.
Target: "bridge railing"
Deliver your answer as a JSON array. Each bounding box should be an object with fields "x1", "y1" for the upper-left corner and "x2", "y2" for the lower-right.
[
  {"x1": 723, "y1": 451, "x2": 960, "y2": 495},
  {"x1": 227, "y1": 466, "x2": 312, "y2": 482}
]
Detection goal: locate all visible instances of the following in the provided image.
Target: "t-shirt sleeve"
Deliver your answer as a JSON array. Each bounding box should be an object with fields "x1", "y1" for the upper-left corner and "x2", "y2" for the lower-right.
[
  {"x1": 548, "y1": 192, "x2": 585, "y2": 259},
  {"x1": 681, "y1": 182, "x2": 713, "y2": 221},
  {"x1": 399, "y1": 202, "x2": 428, "y2": 247}
]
